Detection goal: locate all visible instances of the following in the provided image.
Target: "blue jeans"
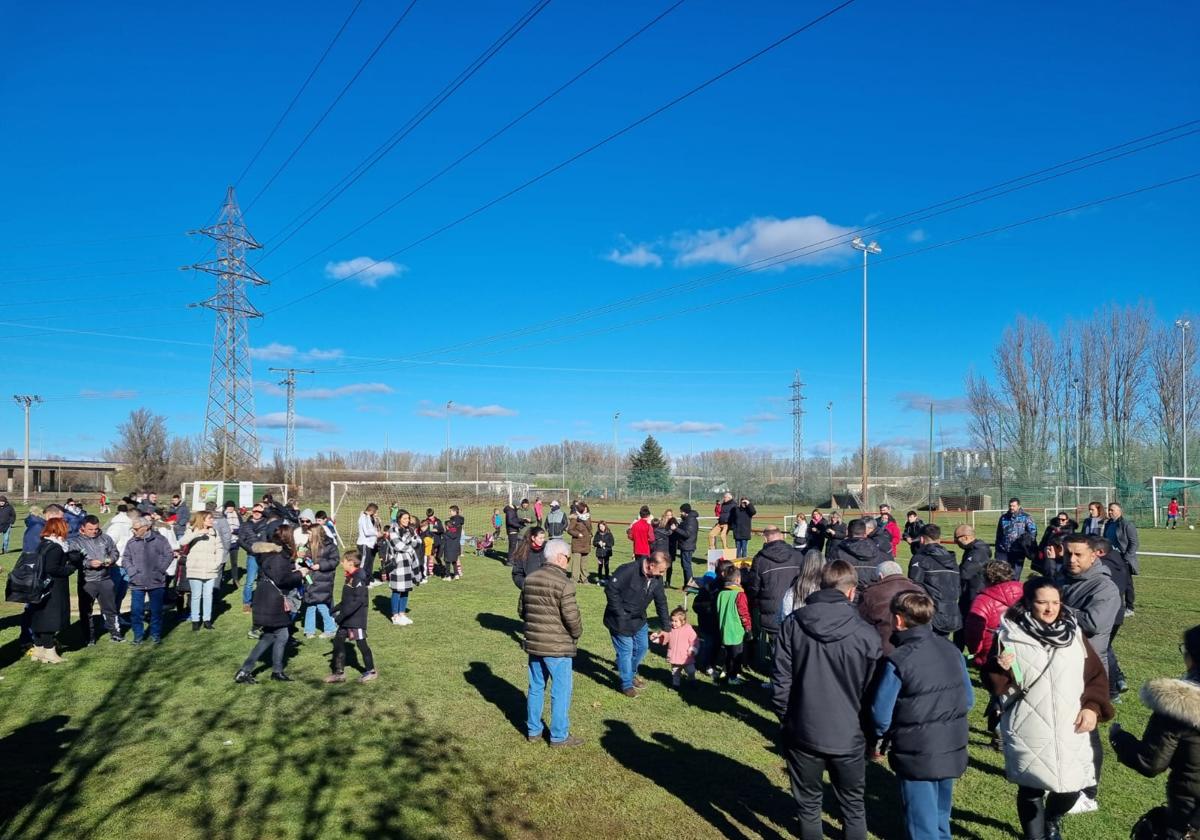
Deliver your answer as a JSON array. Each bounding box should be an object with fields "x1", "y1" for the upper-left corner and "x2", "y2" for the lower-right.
[
  {"x1": 899, "y1": 777, "x2": 954, "y2": 840},
  {"x1": 2, "y1": 529, "x2": 9, "y2": 553},
  {"x1": 130, "y1": 587, "x2": 165, "y2": 641},
  {"x1": 391, "y1": 592, "x2": 409, "y2": 616},
  {"x1": 242, "y1": 553, "x2": 258, "y2": 605},
  {"x1": 188, "y1": 578, "x2": 216, "y2": 622},
  {"x1": 527, "y1": 655, "x2": 574, "y2": 742},
  {"x1": 610, "y1": 624, "x2": 649, "y2": 691},
  {"x1": 679, "y1": 549, "x2": 694, "y2": 585},
  {"x1": 735, "y1": 538, "x2": 749, "y2": 558},
  {"x1": 303, "y1": 603, "x2": 337, "y2": 635}
]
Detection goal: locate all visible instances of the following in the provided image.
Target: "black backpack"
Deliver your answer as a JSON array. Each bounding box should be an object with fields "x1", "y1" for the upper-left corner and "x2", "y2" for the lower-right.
[{"x1": 5, "y1": 544, "x2": 52, "y2": 605}]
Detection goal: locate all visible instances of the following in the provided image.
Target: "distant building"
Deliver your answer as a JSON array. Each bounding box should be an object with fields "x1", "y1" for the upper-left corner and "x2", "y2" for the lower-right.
[{"x1": 937, "y1": 448, "x2": 991, "y2": 480}]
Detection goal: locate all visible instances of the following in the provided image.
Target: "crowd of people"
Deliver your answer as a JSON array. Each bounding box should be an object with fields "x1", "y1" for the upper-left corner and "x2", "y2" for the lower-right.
[{"x1": 4, "y1": 487, "x2": 1195, "y2": 839}]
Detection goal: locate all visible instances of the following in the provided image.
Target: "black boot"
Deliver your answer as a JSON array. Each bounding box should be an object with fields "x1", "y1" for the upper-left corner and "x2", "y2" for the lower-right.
[
  {"x1": 192, "y1": 621, "x2": 202, "y2": 632},
  {"x1": 203, "y1": 621, "x2": 214, "y2": 630}
]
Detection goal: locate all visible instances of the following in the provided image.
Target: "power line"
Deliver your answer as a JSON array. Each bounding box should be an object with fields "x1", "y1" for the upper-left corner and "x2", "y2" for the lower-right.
[
  {"x1": 263, "y1": 0, "x2": 686, "y2": 279},
  {"x1": 265, "y1": 0, "x2": 860, "y2": 313},
  {"x1": 302, "y1": 121, "x2": 1200, "y2": 374},
  {"x1": 242, "y1": 0, "x2": 421, "y2": 214},
  {"x1": 234, "y1": 0, "x2": 366, "y2": 189},
  {"x1": 255, "y1": 0, "x2": 556, "y2": 260}
]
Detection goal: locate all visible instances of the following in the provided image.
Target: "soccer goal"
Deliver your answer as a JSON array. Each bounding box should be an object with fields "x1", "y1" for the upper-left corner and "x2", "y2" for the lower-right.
[
  {"x1": 1052, "y1": 486, "x2": 1114, "y2": 521},
  {"x1": 1152, "y1": 476, "x2": 1200, "y2": 527},
  {"x1": 328, "y1": 480, "x2": 530, "y2": 545},
  {"x1": 181, "y1": 481, "x2": 288, "y2": 511},
  {"x1": 528, "y1": 488, "x2": 571, "y2": 515}
]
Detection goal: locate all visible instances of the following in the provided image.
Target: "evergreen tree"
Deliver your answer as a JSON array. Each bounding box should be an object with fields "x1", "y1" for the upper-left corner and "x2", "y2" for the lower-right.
[{"x1": 627, "y1": 435, "x2": 672, "y2": 495}]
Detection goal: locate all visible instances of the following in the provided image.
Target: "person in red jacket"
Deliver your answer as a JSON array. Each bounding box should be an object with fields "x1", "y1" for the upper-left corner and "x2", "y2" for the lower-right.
[
  {"x1": 964, "y1": 559, "x2": 1024, "y2": 751},
  {"x1": 628, "y1": 506, "x2": 653, "y2": 560},
  {"x1": 879, "y1": 512, "x2": 902, "y2": 557}
]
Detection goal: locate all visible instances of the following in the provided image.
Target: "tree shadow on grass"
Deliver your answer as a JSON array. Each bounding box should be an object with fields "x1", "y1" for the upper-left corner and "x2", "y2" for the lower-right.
[
  {"x1": 601, "y1": 719, "x2": 795, "y2": 840},
  {"x1": 0, "y1": 590, "x2": 536, "y2": 840},
  {"x1": 464, "y1": 660, "x2": 528, "y2": 736}
]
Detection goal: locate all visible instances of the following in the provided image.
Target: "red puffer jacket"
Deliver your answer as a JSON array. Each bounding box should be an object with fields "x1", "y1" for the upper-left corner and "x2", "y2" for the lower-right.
[{"x1": 965, "y1": 580, "x2": 1024, "y2": 666}]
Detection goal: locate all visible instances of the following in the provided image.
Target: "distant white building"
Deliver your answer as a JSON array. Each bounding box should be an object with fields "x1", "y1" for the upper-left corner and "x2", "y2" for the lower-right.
[{"x1": 937, "y1": 448, "x2": 991, "y2": 480}]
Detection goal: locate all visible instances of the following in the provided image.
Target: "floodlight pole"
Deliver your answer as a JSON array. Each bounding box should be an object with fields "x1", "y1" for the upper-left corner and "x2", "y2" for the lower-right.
[
  {"x1": 1071, "y1": 377, "x2": 1082, "y2": 509},
  {"x1": 613, "y1": 411, "x2": 620, "y2": 500},
  {"x1": 445, "y1": 401, "x2": 453, "y2": 483},
  {"x1": 1179, "y1": 319, "x2": 1192, "y2": 515},
  {"x1": 851, "y1": 237, "x2": 881, "y2": 514},
  {"x1": 13, "y1": 395, "x2": 41, "y2": 504},
  {"x1": 826, "y1": 401, "x2": 834, "y2": 506}
]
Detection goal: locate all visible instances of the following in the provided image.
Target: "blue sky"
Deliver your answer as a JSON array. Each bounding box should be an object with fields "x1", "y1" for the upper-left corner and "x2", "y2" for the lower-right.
[{"x1": 1, "y1": 0, "x2": 1197, "y2": 464}]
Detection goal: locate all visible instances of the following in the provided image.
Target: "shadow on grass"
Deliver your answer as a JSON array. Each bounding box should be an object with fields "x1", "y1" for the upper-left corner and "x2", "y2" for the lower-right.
[
  {"x1": 476, "y1": 611, "x2": 619, "y2": 691},
  {"x1": 464, "y1": 661, "x2": 528, "y2": 736},
  {"x1": 601, "y1": 719, "x2": 794, "y2": 839},
  {"x1": 0, "y1": 593, "x2": 536, "y2": 840}
]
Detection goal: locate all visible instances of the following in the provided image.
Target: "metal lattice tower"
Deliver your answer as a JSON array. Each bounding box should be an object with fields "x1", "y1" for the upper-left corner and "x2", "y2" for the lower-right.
[
  {"x1": 790, "y1": 370, "x2": 806, "y2": 508},
  {"x1": 187, "y1": 186, "x2": 268, "y2": 479},
  {"x1": 268, "y1": 367, "x2": 313, "y2": 490}
]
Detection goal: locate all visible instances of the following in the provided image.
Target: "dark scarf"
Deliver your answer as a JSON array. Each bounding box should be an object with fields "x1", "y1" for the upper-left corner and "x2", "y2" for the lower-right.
[{"x1": 1013, "y1": 605, "x2": 1078, "y2": 649}]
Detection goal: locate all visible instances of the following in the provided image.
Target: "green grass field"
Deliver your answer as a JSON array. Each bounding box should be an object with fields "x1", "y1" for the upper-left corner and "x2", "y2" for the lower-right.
[{"x1": 1, "y1": 504, "x2": 1197, "y2": 839}]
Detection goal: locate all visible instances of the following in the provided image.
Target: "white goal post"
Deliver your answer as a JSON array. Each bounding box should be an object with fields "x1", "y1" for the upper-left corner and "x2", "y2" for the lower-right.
[
  {"x1": 1052, "y1": 486, "x2": 1114, "y2": 518},
  {"x1": 1152, "y1": 476, "x2": 1200, "y2": 527},
  {"x1": 328, "y1": 480, "x2": 530, "y2": 544}
]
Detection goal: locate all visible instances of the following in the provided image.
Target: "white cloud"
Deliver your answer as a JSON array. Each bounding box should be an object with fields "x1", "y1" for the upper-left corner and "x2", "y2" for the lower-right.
[
  {"x1": 674, "y1": 215, "x2": 855, "y2": 268},
  {"x1": 907, "y1": 228, "x2": 927, "y2": 243},
  {"x1": 605, "y1": 243, "x2": 662, "y2": 268},
  {"x1": 324, "y1": 256, "x2": 407, "y2": 288},
  {"x1": 417, "y1": 401, "x2": 517, "y2": 418},
  {"x1": 731, "y1": 424, "x2": 760, "y2": 437},
  {"x1": 895, "y1": 391, "x2": 970, "y2": 414},
  {"x1": 249, "y1": 342, "x2": 297, "y2": 361},
  {"x1": 630, "y1": 419, "x2": 724, "y2": 435},
  {"x1": 257, "y1": 412, "x2": 337, "y2": 433},
  {"x1": 745, "y1": 412, "x2": 781, "y2": 422}
]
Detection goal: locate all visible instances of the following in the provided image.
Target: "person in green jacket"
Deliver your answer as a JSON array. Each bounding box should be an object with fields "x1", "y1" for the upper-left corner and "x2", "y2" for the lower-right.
[{"x1": 716, "y1": 564, "x2": 752, "y2": 686}]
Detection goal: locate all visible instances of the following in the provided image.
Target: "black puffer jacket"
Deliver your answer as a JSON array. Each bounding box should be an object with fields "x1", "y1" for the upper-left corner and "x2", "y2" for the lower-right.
[
  {"x1": 958, "y1": 539, "x2": 991, "y2": 616},
  {"x1": 727, "y1": 502, "x2": 757, "y2": 540},
  {"x1": 830, "y1": 538, "x2": 886, "y2": 591},
  {"x1": 301, "y1": 537, "x2": 340, "y2": 605},
  {"x1": 332, "y1": 568, "x2": 369, "y2": 630},
  {"x1": 1113, "y1": 676, "x2": 1200, "y2": 835},
  {"x1": 908, "y1": 544, "x2": 962, "y2": 634},
  {"x1": 603, "y1": 560, "x2": 669, "y2": 637},
  {"x1": 745, "y1": 540, "x2": 803, "y2": 635},
  {"x1": 592, "y1": 529, "x2": 614, "y2": 558},
  {"x1": 674, "y1": 510, "x2": 699, "y2": 552},
  {"x1": 510, "y1": 545, "x2": 546, "y2": 590},
  {"x1": 251, "y1": 542, "x2": 304, "y2": 629}
]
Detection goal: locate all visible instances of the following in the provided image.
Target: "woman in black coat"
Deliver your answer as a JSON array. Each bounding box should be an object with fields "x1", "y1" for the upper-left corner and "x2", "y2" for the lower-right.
[
  {"x1": 1112, "y1": 625, "x2": 1200, "y2": 838},
  {"x1": 28, "y1": 518, "x2": 82, "y2": 663},
  {"x1": 592, "y1": 522, "x2": 615, "y2": 582},
  {"x1": 235, "y1": 523, "x2": 304, "y2": 684}
]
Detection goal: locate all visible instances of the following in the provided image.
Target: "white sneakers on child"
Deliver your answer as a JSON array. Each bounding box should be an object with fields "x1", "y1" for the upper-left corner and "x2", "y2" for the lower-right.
[{"x1": 391, "y1": 614, "x2": 413, "y2": 626}]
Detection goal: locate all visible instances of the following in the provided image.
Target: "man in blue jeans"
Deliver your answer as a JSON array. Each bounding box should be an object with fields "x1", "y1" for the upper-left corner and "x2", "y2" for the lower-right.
[
  {"x1": 871, "y1": 590, "x2": 973, "y2": 840},
  {"x1": 603, "y1": 551, "x2": 670, "y2": 697},
  {"x1": 239, "y1": 503, "x2": 268, "y2": 612},
  {"x1": 121, "y1": 516, "x2": 174, "y2": 644},
  {"x1": 519, "y1": 539, "x2": 584, "y2": 747}
]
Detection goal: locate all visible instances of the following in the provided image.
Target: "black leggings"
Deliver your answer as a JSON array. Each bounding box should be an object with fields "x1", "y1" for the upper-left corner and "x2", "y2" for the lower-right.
[
  {"x1": 359, "y1": 544, "x2": 378, "y2": 580},
  {"x1": 720, "y1": 643, "x2": 744, "y2": 681},
  {"x1": 1016, "y1": 786, "x2": 1079, "y2": 839},
  {"x1": 596, "y1": 555, "x2": 610, "y2": 579},
  {"x1": 333, "y1": 629, "x2": 375, "y2": 673}
]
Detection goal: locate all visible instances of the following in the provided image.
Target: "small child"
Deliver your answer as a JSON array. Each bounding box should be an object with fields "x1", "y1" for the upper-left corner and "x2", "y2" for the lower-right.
[
  {"x1": 491, "y1": 508, "x2": 503, "y2": 538},
  {"x1": 716, "y1": 564, "x2": 751, "y2": 685},
  {"x1": 666, "y1": 606, "x2": 699, "y2": 688},
  {"x1": 325, "y1": 551, "x2": 377, "y2": 684},
  {"x1": 422, "y1": 508, "x2": 443, "y2": 577}
]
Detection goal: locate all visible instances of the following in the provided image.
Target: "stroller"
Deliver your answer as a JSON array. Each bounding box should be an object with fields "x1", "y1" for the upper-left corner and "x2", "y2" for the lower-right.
[{"x1": 473, "y1": 531, "x2": 495, "y2": 556}]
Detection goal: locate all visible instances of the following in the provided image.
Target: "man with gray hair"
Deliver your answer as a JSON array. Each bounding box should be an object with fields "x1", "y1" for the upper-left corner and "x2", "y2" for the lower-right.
[
  {"x1": 519, "y1": 538, "x2": 583, "y2": 747},
  {"x1": 858, "y1": 559, "x2": 925, "y2": 657}
]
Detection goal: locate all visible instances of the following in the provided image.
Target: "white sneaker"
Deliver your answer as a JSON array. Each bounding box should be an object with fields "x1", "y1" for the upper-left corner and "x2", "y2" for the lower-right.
[
  {"x1": 398, "y1": 614, "x2": 414, "y2": 626},
  {"x1": 391, "y1": 615, "x2": 403, "y2": 626},
  {"x1": 453, "y1": 574, "x2": 462, "y2": 580},
  {"x1": 1068, "y1": 795, "x2": 1099, "y2": 814},
  {"x1": 368, "y1": 580, "x2": 383, "y2": 588}
]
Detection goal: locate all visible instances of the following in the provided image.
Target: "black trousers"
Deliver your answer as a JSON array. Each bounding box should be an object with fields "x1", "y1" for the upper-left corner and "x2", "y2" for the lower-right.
[
  {"x1": 1016, "y1": 786, "x2": 1079, "y2": 839},
  {"x1": 1108, "y1": 624, "x2": 1126, "y2": 697},
  {"x1": 595, "y1": 555, "x2": 611, "y2": 579},
  {"x1": 241, "y1": 626, "x2": 289, "y2": 674},
  {"x1": 333, "y1": 628, "x2": 375, "y2": 673},
  {"x1": 719, "y1": 642, "x2": 744, "y2": 681},
  {"x1": 358, "y1": 544, "x2": 378, "y2": 579},
  {"x1": 78, "y1": 576, "x2": 118, "y2": 639},
  {"x1": 1083, "y1": 726, "x2": 1103, "y2": 799},
  {"x1": 782, "y1": 742, "x2": 866, "y2": 840},
  {"x1": 506, "y1": 532, "x2": 520, "y2": 564},
  {"x1": 1125, "y1": 575, "x2": 1136, "y2": 610}
]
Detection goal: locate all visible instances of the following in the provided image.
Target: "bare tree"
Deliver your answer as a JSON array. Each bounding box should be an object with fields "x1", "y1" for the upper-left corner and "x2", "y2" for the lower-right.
[
  {"x1": 1150, "y1": 313, "x2": 1200, "y2": 475},
  {"x1": 990, "y1": 317, "x2": 1056, "y2": 486},
  {"x1": 1093, "y1": 303, "x2": 1152, "y2": 484},
  {"x1": 108, "y1": 408, "x2": 170, "y2": 491}
]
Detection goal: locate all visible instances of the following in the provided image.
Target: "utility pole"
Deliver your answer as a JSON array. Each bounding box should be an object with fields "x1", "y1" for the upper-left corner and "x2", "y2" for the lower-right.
[
  {"x1": 826, "y1": 401, "x2": 834, "y2": 507},
  {"x1": 187, "y1": 186, "x2": 268, "y2": 480},
  {"x1": 562, "y1": 439, "x2": 567, "y2": 489},
  {"x1": 928, "y1": 403, "x2": 935, "y2": 521},
  {"x1": 268, "y1": 367, "x2": 313, "y2": 491},
  {"x1": 1071, "y1": 377, "x2": 1082, "y2": 509},
  {"x1": 612, "y1": 411, "x2": 620, "y2": 500},
  {"x1": 1179, "y1": 318, "x2": 1192, "y2": 516},
  {"x1": 12, "y1": 395, "x2": 41, "y2": 504},
  {"x1": 445, "y1": 400, "x2": 454, "y2": 482},
  {"x1": 790, "y1": 371, "x2": 806, "y2": 513},
  {"x1": 851, "y1": 237, "x2": 880, "y2": 514}
]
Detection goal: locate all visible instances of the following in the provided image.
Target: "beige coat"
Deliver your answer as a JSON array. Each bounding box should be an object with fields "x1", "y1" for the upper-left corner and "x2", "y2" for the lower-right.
[{"x1": 181, "y1": 527, "x2": 224, "y2": 580}]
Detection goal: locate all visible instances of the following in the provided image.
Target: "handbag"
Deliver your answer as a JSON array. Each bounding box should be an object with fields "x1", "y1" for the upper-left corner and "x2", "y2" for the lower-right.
[{"x1": 264, "y1": 570, "x2": 295, "y2": 613}]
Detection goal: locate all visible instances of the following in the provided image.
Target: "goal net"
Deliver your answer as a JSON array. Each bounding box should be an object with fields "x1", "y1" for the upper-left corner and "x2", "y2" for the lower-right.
[
  {"x1": 1152, "y1": 476, "x2": 1200, "y2": 527},
  {"x1": 181, "y1": 481, "x2": 288, "y2": 511},
  {"x1": 328, "y1": 480, "x2": 530, "y2": 546},
  {"x1": 1052, "y1": 486, "x2": 1114, "y2": 521},
  {"x1": 528, "y1": 488, "x2": 571, "y2": 519}
]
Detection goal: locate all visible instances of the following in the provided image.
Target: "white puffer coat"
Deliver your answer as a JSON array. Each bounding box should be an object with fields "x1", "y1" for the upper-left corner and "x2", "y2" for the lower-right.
[
  {"x1": 181, "y1": 527, "x2": 224, "y2": 580},
  {"x1": 996, "y1": 617, "x2": 1095, "y2": 792}
]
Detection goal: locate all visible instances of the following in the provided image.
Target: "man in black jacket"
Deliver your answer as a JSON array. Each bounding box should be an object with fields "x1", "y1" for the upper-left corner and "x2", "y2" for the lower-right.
[
  {"x1": 603, "y1": 552, "x2": 670, "y2": 697},
  {"x1": 772, "y1": 559, "x2": 881, "y2": 840},
  {"x1": 823, "y1": 511, "x2": 848, "y2": 558},
  {"x1": 0, "y1": 494, "x2": 15, "y2": 554},
  {"x1": 954, "y1": 524, "x2": 991, "y2": 640},
  {"x1": 745, "y1": 526, "x2": 802, "y2": 667},
  {"x1": 829, "y1": 519, "x2": 886, "y2": 593},
  {"x1": 503, "y1": 503, "x2": 522, "y2": 563},
  {"x1": 727, "y1": 497, "x2": 757, "y2": 559},
  {"x1": 672, "y1": 503, "x2": 699, "y2": 587},
  {"x1": 908, "y1": 524, "x2": 962, "y2": 637}
]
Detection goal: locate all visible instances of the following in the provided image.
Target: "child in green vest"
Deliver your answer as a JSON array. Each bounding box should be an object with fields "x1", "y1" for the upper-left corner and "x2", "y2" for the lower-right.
[{"x1": 716, "y1": 564, "x2": 752, "y2": 685}]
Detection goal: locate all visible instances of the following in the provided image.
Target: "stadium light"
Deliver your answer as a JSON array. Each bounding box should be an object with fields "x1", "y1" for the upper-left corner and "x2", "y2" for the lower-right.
[
  {"x1": 445, "y1": 400, "x2": 453, "y2": 482},
  {"x1": 851, "y1": 237, "x2": 881, "y2": 512},
  {"x1": 1178, "y1": 319, "x2": 1192, "y2": 511}
]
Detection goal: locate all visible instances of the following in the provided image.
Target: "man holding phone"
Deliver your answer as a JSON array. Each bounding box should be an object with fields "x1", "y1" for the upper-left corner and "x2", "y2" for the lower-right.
[{"x1": 70, "y1": 514, "x2": 122, "y2": 644}]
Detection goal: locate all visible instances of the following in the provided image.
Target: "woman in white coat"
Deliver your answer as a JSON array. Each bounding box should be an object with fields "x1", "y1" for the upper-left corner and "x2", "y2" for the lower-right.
[
  {"x1": 181, "y1": 511, "x2": 224, "y2": 630},
  {"x1": 983, "y1": 577, "x2": 1114, "y2": 840}
]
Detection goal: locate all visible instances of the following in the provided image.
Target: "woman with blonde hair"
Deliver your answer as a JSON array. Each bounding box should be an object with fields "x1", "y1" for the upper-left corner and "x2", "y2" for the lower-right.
[{"x1": 181, "y1": 510, "x2": 223, "y2": 630}]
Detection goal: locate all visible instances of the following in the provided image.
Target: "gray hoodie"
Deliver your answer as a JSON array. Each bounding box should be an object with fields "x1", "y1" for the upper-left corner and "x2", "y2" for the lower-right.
[
  {"x1": 1058, "y1": 561, "x2": 1122, "y2": 669},
  {"x1": 69, "y1": 531, "x2": 120, "y2": 583}
]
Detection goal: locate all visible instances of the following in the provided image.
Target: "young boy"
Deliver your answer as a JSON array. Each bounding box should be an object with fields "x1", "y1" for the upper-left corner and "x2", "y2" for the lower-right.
[
  {"x1": 628, "y1": 506, "x2": 653, "y2": 561},
  {"x1": 716, "y1": 564, "x2": 751, "y2": 685},
  {"x1": 666, "y1": 606, "x2": 699, "y2": 688},
  {"x1": 326, "y1": 551, "x2": 377, "y2": 684},
  {"x1": 871, "y1": 591, "x2": 973, "y2": 840},
  {"x1": 443, "y1": 505, "x2": 465, "y2": 580}
]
